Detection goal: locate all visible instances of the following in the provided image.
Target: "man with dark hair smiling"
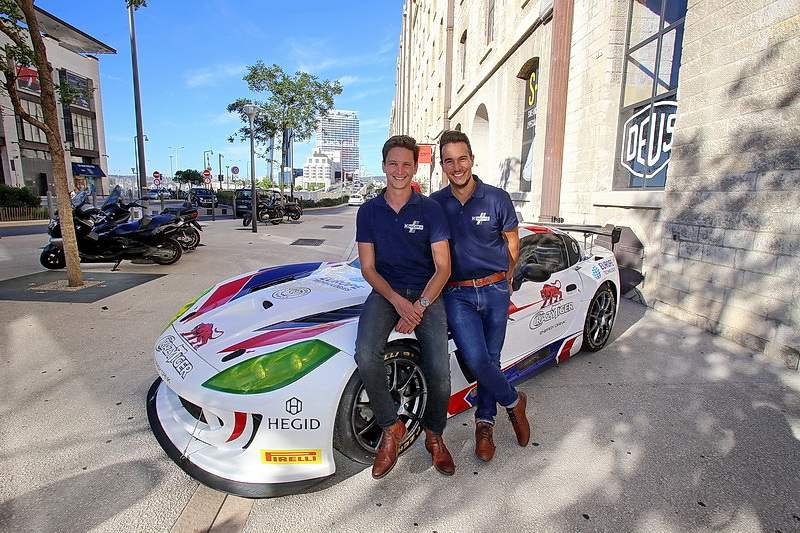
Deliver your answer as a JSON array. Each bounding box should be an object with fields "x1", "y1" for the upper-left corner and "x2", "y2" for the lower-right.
[
  {"x1": 431, "y1": 130, "x2": 530, "y2": 462},
  {"x1": 354, "y1": 135, "x2": 455, "y2": 478}
]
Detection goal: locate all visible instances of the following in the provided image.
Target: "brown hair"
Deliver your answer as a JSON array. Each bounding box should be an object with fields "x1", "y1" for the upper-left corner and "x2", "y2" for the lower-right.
[
  {"x1": 382, "y1": 135, "x2": 419, "y2": 163},
  {"x1": 439, "y1": 130, "x2": 473, "y2": 160}
]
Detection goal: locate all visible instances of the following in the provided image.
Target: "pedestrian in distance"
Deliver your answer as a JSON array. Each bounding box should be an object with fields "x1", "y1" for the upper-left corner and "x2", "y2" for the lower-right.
[
  {"x1": 430, "y1": 130, "x2": 530, "y2": 462},
  {"x1": 354, "y1": 135, "x2": 455, "y2": 478}
]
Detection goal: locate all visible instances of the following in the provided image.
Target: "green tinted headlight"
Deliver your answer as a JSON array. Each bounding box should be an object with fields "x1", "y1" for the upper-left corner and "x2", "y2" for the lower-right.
[
  {"x1": 202, "y1": 339, "x2": 340, "y2": 394},
  {"x1": 163, "y1": 288, "x2": 211, "y2": 332}
]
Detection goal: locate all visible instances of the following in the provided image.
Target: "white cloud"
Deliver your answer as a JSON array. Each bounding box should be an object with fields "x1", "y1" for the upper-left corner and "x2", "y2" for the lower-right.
[{"x1": 185, "y1": 64, "x2": 247, "y2": 88}]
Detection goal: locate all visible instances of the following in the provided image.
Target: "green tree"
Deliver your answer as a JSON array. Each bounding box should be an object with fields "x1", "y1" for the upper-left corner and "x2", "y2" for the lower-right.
[
  {"x1": 227, "y1": 62, "x2": 342, "y2": 200},
  {"x1": 174, "y1": 168, "x2": 203, "y2": 187}
]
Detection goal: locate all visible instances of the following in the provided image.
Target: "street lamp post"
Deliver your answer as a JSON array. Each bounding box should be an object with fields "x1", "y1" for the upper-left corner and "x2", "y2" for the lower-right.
[
  {"x1": 203, "y1": 150, "x2": 213, "y2": 172},
  {"x1": 243, "y1": 105, "x2": 258, "y2": 233},
  {"x1": 169, "y1": 145, "x2": 184, "y2": 196}
]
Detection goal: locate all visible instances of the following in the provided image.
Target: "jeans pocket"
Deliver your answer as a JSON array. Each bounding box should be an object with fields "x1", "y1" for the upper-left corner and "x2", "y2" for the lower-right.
[{"x1": 489, "y1": 280, "x2": 510, "y2": 294}]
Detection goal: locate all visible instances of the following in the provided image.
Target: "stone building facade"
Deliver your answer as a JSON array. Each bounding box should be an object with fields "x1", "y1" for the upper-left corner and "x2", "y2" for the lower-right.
[{"x1": 391, "y1": 0, "x2": 799, "y2": 367}]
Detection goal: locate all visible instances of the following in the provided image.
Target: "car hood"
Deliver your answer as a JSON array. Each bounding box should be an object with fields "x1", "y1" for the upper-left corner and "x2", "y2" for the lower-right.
[{"x1": 154, "y1": 261, "x2": 367, "y2": 398}]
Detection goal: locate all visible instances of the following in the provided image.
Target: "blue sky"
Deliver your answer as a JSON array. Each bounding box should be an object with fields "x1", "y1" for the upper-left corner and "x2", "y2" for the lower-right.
[{"x1": 36, "y1": 0, "x2": 404, "y2": 183}]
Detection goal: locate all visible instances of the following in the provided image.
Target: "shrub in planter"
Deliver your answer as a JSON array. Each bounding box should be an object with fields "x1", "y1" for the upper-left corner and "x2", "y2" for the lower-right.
[{"x1": 0, "y1": 184, "x2": 41, "y2": 207}]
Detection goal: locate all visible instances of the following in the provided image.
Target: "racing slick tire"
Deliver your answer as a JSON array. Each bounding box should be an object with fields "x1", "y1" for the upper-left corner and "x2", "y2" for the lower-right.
[
  {"x1": 151, "y1": 238, "x2": 183, "y2": 265},
  {"x1": 40, "y1": 246, "x2": 66, "y2": 269},
  {"x1": 333, "y1": 342, "x2": 427, "y2": 464},
  {"x1": 583, "y1": 283, "x2": 617, "y2": 352}
]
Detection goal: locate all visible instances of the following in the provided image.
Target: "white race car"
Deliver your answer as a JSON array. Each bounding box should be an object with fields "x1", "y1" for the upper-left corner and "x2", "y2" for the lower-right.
[{"x1": 147, "y1": 223, "x2": 621, "y2": 497}]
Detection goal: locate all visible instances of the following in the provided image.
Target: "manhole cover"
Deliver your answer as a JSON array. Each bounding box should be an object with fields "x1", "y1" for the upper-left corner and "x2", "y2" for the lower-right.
[
  {"x1": 291, "y1": 238, "x2": 325, "y2": 246},
  {"x1": 322, "y1": 225, "x2": 344, "y2": 229}
]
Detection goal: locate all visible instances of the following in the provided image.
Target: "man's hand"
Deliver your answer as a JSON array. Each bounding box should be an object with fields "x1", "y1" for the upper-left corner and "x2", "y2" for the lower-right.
[{"x1": 393, "y1": 298, "x2": 423, "y2": 333}]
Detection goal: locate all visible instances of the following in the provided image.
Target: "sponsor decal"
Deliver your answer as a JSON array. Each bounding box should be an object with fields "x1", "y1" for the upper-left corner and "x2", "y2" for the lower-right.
[
  {"x1": 404, "y1": 220, "x2": 424, "y2": 233},
  {"x1": 598, "y1": 258, "x2": 617, "y2": 273},
  {"x1": 272, "y1": 287, "x2": 311, "y2": 299},
  {"x1": 540, "y1": 281, "x2": 563, "y2": 307},
  {"x1": 591, "y1": 266, "x2": 602, "y2": 279},
  {"x1": 181, "y1": 322, "x2": 223, "y2": 349},
  {"x1": 472, "y1": 212, "x2": 491, "y2": 225},
  {"x1": 311, "y1": 277, "x2": 360, "y2": 292},
  {"x1": 286, "y1": 397, "x2": 302, "y2": 415},
  {"x1": 156, "y1": 335, "x2": 193, "y2": 379},
  {"x1": 530, "y1": 302, "x2": 575, "y2": 330},
  {"x1": 261, "y1": 450, "x2": 322, "y2": 464}
]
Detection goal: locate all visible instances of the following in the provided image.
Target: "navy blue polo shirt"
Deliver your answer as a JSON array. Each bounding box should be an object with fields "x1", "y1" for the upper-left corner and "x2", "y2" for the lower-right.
[
  {"x1": 356, "y1": 191, "x2": 450, "y2": 289},
  {"x1": 430, "y1": 176, "x2": 518, "y2": 281}
]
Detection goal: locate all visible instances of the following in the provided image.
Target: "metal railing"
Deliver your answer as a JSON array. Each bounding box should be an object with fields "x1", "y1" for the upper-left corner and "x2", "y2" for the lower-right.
[{"x1": 0, "y1": 206, "x2": 49, "y2": 222}]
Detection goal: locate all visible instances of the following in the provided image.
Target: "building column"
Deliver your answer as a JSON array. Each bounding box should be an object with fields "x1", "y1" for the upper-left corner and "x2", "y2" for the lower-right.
[{"x1": 539, "y1": 0, "x2": 574, "y2": 222}]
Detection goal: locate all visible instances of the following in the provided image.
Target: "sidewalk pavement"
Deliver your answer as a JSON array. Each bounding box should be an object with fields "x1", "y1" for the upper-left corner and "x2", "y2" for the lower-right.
[{"x1": 1, "y1": 214, "x2": 799, "y2": 532}]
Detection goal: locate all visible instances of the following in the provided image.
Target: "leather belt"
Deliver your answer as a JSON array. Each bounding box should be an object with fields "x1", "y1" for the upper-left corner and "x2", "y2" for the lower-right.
[{"x1": 447, "y1": 271, "x2": 507, "y2": 288}]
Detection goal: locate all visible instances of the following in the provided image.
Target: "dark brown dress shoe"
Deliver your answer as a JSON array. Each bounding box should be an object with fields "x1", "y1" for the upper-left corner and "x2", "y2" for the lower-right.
[
  {"x1": 372, "y1": 420, "x2": 407, "y2": 479},
  {"x1": 506, "y1": 391, "x2": 530, "y2": 446},
  {"x1": 475, "y1": 421, "x2": 496, "y2": 461},
  {"x1": 424, "y1": 429, "x2": 455, "y2": 475}
]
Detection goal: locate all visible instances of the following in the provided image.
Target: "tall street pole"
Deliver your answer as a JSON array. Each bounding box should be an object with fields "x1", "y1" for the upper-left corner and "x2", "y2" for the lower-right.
[
  {"x1": 128, "y1": 6, "x2": 147, "y2": 207},
  {"x1": 244, "y1": 105, "x2": 258, "y2": 233}
]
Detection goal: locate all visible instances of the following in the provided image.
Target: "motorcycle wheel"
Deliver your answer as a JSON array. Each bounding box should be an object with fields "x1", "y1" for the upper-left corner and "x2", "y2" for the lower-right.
[
  {"x1": 151, "y1": 238, "x2": 182, "y2": 265},
  {"x1": 177, "y1": 227, "x2": 201, "y2": 250},
  {"x1": 40, "y1": 247, "x2": 66, "y2": 269},
  {"x1": 270, "y1": 207, "x2": 285, "y2": 225},
  {"x1": 290, "y1": 211, "x2": 301, "y2": 220},
  {"x1": 258, "y1": 210, "x2": 270, "y2": 223},
  {"x1": 242, "y1": 214, "x2": 252, "y2": 227}
]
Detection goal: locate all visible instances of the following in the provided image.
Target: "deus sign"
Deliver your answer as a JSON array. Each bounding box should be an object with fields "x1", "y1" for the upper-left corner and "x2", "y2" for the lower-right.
[{"x1": 621, "y1": 101, "x2": 677, "y2": 180}]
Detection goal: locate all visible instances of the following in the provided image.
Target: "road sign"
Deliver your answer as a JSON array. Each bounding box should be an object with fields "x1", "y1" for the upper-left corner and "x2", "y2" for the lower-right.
[
  {"x1": 231, "y1": 166, "x2": 239, "y2": 175},
  {"x1": 204, "y1": 177, "x2": 211, "y2": 184},
  {"x1": 153, "y1": 178, "x2": 161, "y2": 186},
  {"x1": 153, "y1": 171, "x2": 162, "y2": 179},
  {"x1": 203, "y1": 169, "x2": 212, "y2": 177}
]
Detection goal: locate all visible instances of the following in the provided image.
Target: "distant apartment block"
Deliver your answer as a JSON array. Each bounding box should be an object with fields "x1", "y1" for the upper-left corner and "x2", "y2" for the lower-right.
[{"x1": 316, "y1": 110, "x2": 360, "y2": 174}]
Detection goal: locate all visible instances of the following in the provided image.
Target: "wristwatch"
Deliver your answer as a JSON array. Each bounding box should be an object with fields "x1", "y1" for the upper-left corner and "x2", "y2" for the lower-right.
[{"x1": 418, "y1": 296, "x2": 431, "y2": 309}]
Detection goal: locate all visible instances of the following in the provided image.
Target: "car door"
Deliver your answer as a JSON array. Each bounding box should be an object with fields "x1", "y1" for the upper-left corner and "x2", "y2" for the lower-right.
[{"x1": 503, "y1": 233, "x2": 585, "y2": 366}]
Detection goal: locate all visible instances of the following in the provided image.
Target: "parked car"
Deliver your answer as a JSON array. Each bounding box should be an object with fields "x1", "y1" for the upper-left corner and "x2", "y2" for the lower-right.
[
  {"x1": 147, "y1": 223, "x2": 621, "y2": 498},
  {"x1": 147, "y1": 188, "x2": 172, "y2": 200},
  {"x1": 348, "y1": 193, "x2": 364, "y2": 206},
  {"x1": 188, "y1": 187, "x2": 218, "y2": 208}
]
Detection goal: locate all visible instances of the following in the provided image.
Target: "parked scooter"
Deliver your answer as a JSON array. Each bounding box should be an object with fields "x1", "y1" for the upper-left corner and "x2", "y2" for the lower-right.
[
  {"x1": 283, "y1": 200, "x2": 303, "y2": 221},
  {"x1": 95, "y1": 186, "x2": 201, "y2": 251},
  {"x1": 40, "y1": 189, "x2": 183, "y2": 270}
]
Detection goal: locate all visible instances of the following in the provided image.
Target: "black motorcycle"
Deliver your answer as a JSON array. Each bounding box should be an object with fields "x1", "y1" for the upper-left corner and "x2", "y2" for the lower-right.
[
  {"x1": 283, "y1": 200, "x2": 303, "y2": 221},
  {"x1": 40, "y1": 189, "x2": 183, "y2": 270},
  {"x1": 95, "y1": 186, "x2": 201, "y2": 251},
  {"x1": 242, "y1": 200, "x2": 284, "y2": 226}
]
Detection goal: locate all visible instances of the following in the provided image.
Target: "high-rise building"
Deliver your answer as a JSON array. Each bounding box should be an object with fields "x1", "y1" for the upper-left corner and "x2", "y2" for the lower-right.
[{"x1": 316, "y1": 110, "x2": 359, "y2": 174}]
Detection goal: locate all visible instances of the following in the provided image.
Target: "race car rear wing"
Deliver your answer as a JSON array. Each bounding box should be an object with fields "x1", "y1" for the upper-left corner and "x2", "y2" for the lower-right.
[{"x1": 537, "y1": 223, "x2": 622, "y2": 252}]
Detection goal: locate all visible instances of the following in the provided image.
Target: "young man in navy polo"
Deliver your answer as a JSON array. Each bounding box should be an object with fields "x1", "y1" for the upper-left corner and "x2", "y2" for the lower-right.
[
  {"x1": 355, "y1": 135, "x2": 454, "y2": 478},
  {"x1": 430, "y1": 130, "x2": 530, "y2": 461}
]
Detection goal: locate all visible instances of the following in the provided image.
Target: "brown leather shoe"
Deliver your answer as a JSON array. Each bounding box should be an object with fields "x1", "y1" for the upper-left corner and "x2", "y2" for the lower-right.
[
  {"x1": 506, "y1": 391, "x2": 530, "y2": 446},
  {"x1": 372, "y1": 420, "x2": 407, "y2": 479},
  {"x1": 475, "y1": 421, "x2": 495, "y2": 461},
  {"x1": 424, "y1": 429, "x2": 455, "y2": 475}
]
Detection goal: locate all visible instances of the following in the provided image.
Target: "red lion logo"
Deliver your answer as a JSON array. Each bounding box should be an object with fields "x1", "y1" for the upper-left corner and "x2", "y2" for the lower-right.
[
  {"x1": 540, "y1": 280, "x2": 563, "y2": 308},
  {"x1": 181, "y1": 322, "x2": 223, "y2": 348}
]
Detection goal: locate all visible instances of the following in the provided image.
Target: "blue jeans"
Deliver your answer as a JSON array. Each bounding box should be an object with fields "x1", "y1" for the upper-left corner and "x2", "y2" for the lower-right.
[
  {"x1": 355, "y1": 289, "x2": 451, "y2": 434},
  {"x1": 443, "y1": 279, "x2": 517, "y2": 424}
]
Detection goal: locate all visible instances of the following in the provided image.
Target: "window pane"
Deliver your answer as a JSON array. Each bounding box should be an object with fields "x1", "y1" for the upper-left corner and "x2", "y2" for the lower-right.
[
  {"x1": 656, "y1": 26, "x2": 683, "y2": 95},
  {"x1": 663, "y1": 0, "x2": 687, "y2": 28},
  {"x1": 628, "y1": 0, "x2": 661, "y2": 49},
  {"x1": 623, "y1": 39, "x2": 658, "y2": 107}
]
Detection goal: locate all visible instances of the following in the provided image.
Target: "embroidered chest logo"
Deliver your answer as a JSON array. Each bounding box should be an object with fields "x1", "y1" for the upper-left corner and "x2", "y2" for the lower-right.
[
  {"x1": 472, "y1": 212, "x2": 491, "y2": 225},
  {"x1": 404, "y1": 221, "x2": 424, "y2": 233}
]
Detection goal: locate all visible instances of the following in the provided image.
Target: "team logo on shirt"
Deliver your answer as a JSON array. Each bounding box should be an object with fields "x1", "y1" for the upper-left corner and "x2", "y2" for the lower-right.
[
  {"x1": 472, "y1": 212, "x2": 491, "y2": 225},
  {"x1": 404, "y1": 221, "x2": 424, "y2": 233}
]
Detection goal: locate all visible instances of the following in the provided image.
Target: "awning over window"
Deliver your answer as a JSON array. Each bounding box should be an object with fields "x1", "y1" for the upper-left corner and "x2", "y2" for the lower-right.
[{"x1": 72, "y1": 163, "x2": 106, "y2": 177}]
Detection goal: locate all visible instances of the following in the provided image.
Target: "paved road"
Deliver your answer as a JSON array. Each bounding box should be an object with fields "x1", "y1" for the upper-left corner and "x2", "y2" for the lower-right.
[{"x1": 1, "y1": 209, "x2": 798, "y2": 533}]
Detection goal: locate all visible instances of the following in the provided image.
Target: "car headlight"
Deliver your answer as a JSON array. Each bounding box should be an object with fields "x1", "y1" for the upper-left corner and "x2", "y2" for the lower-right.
[{"x1": 202, "y1": 339, "x2": 340, "y2": 394}]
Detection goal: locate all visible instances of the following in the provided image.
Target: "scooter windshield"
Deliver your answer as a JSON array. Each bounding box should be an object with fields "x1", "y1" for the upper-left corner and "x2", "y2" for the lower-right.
[
  {"x1": 102, "y1": 185, "x2": 124, "y2": 209},
  {"x1": 70, "y1": 189, "x2": 90, "y2": 208}
]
